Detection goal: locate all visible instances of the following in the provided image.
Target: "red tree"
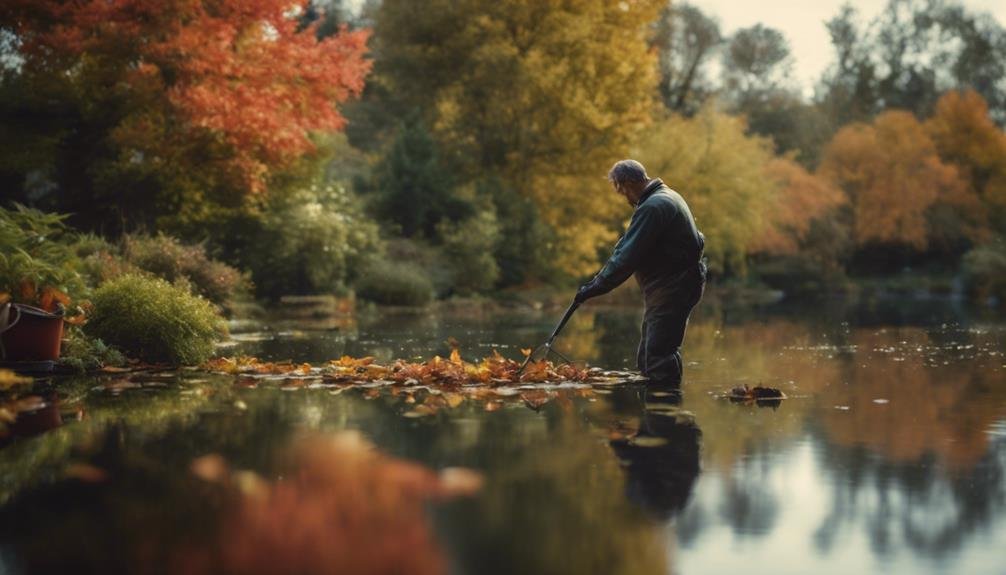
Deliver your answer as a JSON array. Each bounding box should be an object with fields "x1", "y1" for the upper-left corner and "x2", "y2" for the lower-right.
[{"x1": 2, "y1": 0, "x2": 370, "y2": 199}]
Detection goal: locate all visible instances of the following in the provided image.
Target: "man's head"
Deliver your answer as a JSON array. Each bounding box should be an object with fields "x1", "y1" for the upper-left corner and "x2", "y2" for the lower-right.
[{"x1": 607, "y1": 159, "x2": 651, "y2": 207}]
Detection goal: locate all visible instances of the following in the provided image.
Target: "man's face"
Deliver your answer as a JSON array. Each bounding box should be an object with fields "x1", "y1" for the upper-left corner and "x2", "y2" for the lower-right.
[
  {"x1": 613, "y1": 181, "x2": 634, "y2": 207},
  {"x1": 611, "y1": 181, "x2": 635, "y2": 207}
]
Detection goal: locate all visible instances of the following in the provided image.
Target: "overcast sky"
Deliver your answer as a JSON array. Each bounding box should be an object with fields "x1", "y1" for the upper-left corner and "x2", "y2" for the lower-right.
[{"x1": 689, "y1": 0, "x2": 1006, "y2": 94}]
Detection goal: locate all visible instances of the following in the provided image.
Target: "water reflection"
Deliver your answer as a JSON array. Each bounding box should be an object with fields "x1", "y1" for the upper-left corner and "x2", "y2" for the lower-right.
[
  {"x1": 0, "y1": 301, "x2": 1002, "y2": 574},
  {"x1": 608, "y1": 387, "x2": 701, "y2": 520}
]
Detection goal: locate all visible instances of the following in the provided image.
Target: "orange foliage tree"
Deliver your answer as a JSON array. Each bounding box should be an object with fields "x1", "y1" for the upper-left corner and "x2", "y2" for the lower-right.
[
  {"x1": 0, "y1": 0, "x2": 370, "y2": 227},
  {"x1": 750, "y1": 157, "x2": 846, "y2": 256},
  {"x1": 926, "y1": 90, "x2": 1006, "y2": 234},
  {"x1": 818, "y1": 110, "x2": 968, "y2": 250}
]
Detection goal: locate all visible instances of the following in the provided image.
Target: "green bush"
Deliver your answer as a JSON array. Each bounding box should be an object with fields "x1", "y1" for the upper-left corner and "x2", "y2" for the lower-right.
[
  {"x1": 963, "y1": 239, "x2": 1006, "y2": 302},
  {"x1": 383, "y1": 238, "x2": 454, "y2": 297},
  {"x1": 123, "y1": 234, "x2": 246, "y2": 306},
  {"x1": 85, "y1": 274, "x2": 225, "y2": 365},
  {"x1": 58, "y1": 328, "x2": 127, "y2": 373},
  {"x1": 753, "y1": 255, "x2": 848, "y2": 299},
  {"x1": 355, "y1": 260, "x2": 434, "y2": 306},
  {"x1": 436, "y1": 207, "x2": 501, "y2": 295},
  {"x1": 241, "y1": 181, "x2": 381, "y2": 299},
  {"x1": 71, "y1": 234, "x2": 134, "y2": 288}
]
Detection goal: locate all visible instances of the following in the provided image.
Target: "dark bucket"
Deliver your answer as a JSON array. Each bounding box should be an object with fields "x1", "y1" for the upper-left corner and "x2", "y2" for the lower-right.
[{"x1": 0, "y1": 303, "x2": 65, "y2": 362}]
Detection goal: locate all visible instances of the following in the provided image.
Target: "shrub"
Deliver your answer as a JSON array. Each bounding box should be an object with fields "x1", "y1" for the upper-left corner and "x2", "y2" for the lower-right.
[
  {"x1": 58, "y1": 328, "x2": 127, "y2": 373},
  {"x1": 753, "y1": 255, "x2": 848, "y2": 299},
  {"x1": 242, "y1": 181, "x2": 381, "y2": 299},
  {"x1": 384, "y1": 238, "x2": 454, "y2": 297},
  {"x1": 436, "y1": 207, "x2": 500, "y2": 295},
  {"x1": 123, "y1": 234, "x2": 247, "y2": 306},
  {"x1": 86, "y1": 274, "x2": 225, "y2": 365},
  {"x1": 355, "y1": 260, "x2": 434, "y2": 306},
  {"x1": 72, "y1": 234, "x2": 134, "y2": 288},
  {"x1": 963, "y1": 239, "x2": 1006, "y2": 302}
]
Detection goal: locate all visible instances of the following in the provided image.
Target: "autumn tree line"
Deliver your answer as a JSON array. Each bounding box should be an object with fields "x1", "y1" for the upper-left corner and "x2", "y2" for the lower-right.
[{"x1": 1, "y1": 0, "x2": 1005, "y2": 303}]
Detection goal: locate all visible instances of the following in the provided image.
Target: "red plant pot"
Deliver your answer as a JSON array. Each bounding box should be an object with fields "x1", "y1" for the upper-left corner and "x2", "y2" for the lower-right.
[{"x1": 1, "y1": 303, "x2": 65, "y2": 362}]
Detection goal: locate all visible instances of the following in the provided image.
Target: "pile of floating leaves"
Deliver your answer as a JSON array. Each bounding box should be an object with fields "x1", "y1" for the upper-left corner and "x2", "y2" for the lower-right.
[
  {"x1": 726, "y1": 384, "x2": 786, "y2": 403},
  {"x1": 201, "y1": 349, "x2": 640, "y2": 415},
  {"x1": 203, "y1": 349, "x2": 598, "y2": 387}
]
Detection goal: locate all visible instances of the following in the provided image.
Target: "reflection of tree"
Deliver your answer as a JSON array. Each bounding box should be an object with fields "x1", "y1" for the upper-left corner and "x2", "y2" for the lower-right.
[
  {"x1": 0, "y1": 428, "x2": 458, "y2": 575},
  {"x1": 812, "y1": 434, "x2": 1006, "y2": 560},
  {"x1": 808, "y1": 326, "x2": 1006, "y2": 560},
  {"x1": 0, "y1": 374, "x2": 223, "y2": 503},
  {"x1": 681, "y1": 318, "x2": 840, "y2": 471},
  {"x1": 554, "y1": 309, "x2": 603, "y2": 365},
  {"x1": 819, "y1": 328, "x2": 1006, "y2": 472},
  {"x1": 717, "y1": 455, "x2": 780, "y2": 537},
  {"x1": 437, "y1": 407, "x2": 668, "y2": 575}
]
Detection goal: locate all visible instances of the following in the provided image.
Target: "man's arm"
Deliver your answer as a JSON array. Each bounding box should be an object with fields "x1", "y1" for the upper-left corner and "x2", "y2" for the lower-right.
[{"x1": 576, "y1": 204, "x2": 662, "y2": 301}]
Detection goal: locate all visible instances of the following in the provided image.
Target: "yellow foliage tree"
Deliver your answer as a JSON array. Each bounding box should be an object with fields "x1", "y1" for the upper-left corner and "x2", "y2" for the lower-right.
[
  {"x1": 818, "y1": 111, "x2": 967, "y2": 250},
  {"x1": 376, "y1": 0, "x2": 663, "y2": 277},
  {"x1": 926, "y1": 90, "x2": 1006, "y2": 234},
  {"x1": 634, "y1": 105, "x2": 778, "y2": 274}
]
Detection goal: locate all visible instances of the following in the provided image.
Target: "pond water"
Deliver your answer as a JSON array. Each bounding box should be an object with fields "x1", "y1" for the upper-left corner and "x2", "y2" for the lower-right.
[{"x1": 0, "y1": 299, "x2": 1004, "y2": 574}]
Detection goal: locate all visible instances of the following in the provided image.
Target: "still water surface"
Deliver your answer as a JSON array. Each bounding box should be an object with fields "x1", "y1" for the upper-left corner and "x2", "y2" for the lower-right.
[{"x1": 0, "y1": 300, "x2": 1003, "y2": 574}]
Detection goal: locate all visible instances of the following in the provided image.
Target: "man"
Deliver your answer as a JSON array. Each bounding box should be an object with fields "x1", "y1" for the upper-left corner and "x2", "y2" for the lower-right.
[{"x1": 575, "y1": 159, "x2": 706, "y2": 386}]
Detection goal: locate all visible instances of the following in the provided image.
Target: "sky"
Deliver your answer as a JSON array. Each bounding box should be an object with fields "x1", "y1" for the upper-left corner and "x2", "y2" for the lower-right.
[{"x1": 688, "y1": 0, "x2": 1006, "y2": 95}]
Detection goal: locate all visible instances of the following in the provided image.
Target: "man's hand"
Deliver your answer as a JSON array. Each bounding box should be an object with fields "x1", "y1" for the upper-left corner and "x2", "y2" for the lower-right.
[{"x1": 574, "y1": 280, "x2": 599, "y2": 304}]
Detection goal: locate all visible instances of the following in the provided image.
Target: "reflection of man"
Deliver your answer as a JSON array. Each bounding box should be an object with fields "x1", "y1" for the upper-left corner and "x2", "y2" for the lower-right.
[
  {"x1": 608, "y1": 388, "x2": 701, "y2": 520},
  {"x1": 575, "y1": 160, "x2": 706, "y2": 386}
]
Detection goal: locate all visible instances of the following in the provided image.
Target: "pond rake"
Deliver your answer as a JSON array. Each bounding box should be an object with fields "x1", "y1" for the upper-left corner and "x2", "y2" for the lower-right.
[{"x1": 517, "y1": 300, "x2": 580, "y2": 375}]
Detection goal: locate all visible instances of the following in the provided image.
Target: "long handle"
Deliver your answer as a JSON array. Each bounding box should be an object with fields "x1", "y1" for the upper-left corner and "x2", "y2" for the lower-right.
[{"x1": 545, "y1": 300, "x2": 579, "y2": 347}]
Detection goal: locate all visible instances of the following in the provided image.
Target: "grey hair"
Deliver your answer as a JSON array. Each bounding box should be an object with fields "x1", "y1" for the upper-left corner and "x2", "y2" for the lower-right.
[{"x1": 607, "y1": 159, "x2": 649, "y2": 185}]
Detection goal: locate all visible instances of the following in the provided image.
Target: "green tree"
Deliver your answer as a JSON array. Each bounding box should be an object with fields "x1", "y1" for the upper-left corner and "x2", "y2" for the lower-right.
[
  {"x1": 650, "y1": 2, "x2": 722, "y2": 115},
  {"x1": 817, "y1": 4, "x2": 881, "y2": 126},
  {"x1": 370, "y1": 119, "x2": 472, "y2": 238},
  {"x1": 721, "y1": 24, "x2": 793, "y2": 105},
  {"x1": 817, "y1": 0, "x2": 1006, "y2": 125}
]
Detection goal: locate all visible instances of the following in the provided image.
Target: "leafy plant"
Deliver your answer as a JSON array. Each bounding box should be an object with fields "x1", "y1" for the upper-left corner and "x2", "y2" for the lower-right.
[
  {"x1": 0, "y1": 204, "x2": 87, "y2": 317},
  {"x1": 85, "y1": 274, "x2": 225, "y2": 365},
  {"x1": 436, "y1": 207, "x2": 501, "y2": 295},
  {"x1": 57, "y1": 328, "x2": 126, "y2": 373},
  {"x1": 123, "y1": 234, "x2": 248, "y2": 307},
  {"x1": 241, "y1": 181, "x2": 381, "y2": 299},
  {"x1": 962, "y1": 238, "x2": 1006, "y2": 302},
  {"x1": 355, "y1": 260, "x2": 434, "y2": 307}
]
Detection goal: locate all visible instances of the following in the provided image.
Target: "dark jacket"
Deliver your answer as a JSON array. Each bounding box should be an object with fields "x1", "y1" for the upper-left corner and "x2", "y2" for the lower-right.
[{"x1": 583, "y1": 179, "x2": 705, "y2": 312}]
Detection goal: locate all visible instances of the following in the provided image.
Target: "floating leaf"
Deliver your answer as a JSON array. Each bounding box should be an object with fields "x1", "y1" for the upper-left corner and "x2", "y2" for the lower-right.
[
  {"x1": 437, "y1": 467, "x2": 484, "y2": 497},
  {"x1": 520, "y1": 390, "x2": 554, "y2": 410},
  {"x1": 629, "y1": 436, "x2": 669, "y2": 448},
  {"x1": 0, "y1": 369, "x2": 32, "y2": 391},
  {"x1": 443, "y1": 392, "x2": 464, "y2": 409},
  {"x1": 65, "y1": 463, "x2": 108, "y2": 483}
]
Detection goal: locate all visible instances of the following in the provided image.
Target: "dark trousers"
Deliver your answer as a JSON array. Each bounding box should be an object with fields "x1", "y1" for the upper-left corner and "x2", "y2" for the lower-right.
[{"x1": 636, "y1": 266, "x2": 705, "y2": 384}]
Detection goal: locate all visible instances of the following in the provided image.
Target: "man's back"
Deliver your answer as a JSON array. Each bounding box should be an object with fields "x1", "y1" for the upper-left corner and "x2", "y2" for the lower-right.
[{"x1": 600, "y1": 179, "x2": 704, "y2": 310}]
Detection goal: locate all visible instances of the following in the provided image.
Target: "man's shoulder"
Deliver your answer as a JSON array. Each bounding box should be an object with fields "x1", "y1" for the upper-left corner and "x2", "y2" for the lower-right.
[{"x1": 640, "y1": 187, "x2": 684, "y2": 210}]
